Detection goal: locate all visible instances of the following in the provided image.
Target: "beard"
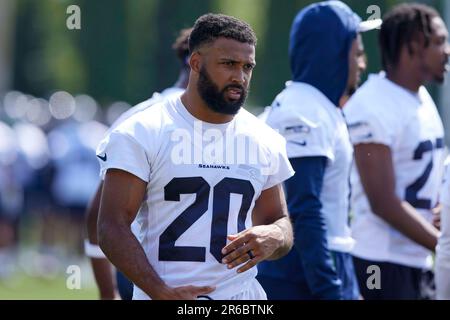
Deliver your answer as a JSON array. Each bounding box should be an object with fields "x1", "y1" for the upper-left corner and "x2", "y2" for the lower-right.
[
  {"x1": 434, "y1": 74, "x2": 445, "y2": 84},
  {"x1": 197, "y1": 66, "x2": 248, "y2": 115}
]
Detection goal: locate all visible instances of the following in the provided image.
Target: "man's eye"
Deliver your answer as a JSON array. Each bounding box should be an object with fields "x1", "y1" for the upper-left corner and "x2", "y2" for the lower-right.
[
  {"x1": 224, "y1": 61, "x2": 234, "y2": 66},
  {"x1": 436, "y1": 37, "x2": 447, "y2": 45},
  {"x1": 244, "y1": 64, "x2": 254, "y2": 71}
]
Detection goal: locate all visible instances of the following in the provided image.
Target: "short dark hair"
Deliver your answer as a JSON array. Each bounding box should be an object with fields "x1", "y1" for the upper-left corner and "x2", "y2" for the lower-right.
[
  {"x1": 379, "y1": 3, "x2": 439, "y2": 70},
  {"x1": 189, "y1": 13, "x2": 257, "y2": 53},
  {"x1": 172, "y1": 28, "x2": 192, "y2": 64}
]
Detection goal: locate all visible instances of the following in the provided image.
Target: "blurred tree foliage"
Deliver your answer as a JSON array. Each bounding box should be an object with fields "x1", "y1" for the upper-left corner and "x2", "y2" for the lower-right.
[{"x1": 11, "y1": 0, "x2": 443, "y2": 109}]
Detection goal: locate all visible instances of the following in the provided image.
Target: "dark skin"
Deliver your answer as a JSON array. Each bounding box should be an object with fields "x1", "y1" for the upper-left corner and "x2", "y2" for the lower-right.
[
  {"x1": 354, "y1": 144, "x2": 440, "y2": 251},
  {"x1": 386, "y1": 16, "x2": 450, "y2": 91},
  {"x1": 85, "y1": 181, "x2": 116, "y2": 299},
  {"x1": 98, "y1": 37, "x2": 293, "y2": 300},
  {"x1": 339, "y1": 34, "x2": 367, "y2": 107},
  {"x1": 353, "y1": 17, "x2": 450, "y2": 252},
  {"x1": 181, "y1": 37, "x2": 256, "y2": 124},
  {"x1": 85, "y1": 69, "x2": 190, "y2": 300}
]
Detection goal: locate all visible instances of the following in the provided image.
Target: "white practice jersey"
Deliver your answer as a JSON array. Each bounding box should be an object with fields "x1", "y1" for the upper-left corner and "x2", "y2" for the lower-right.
[
  {"x1": 98, "y1": 87, "x2": 184, "y2": 237},
  {"x1": 107, "y1": 88, "x2": 184, "y2": 136},
  {"x1": 344, "y1": 72, "x2": 445, "y2": 269},
  {"x1": 437, "y1": 157, "x2": 450, "y2": 299},
  {"x1": 265, "y1": 81, "x2": 355, "y2": 253},
  {"x1": 97, "y1": 96, "x2": 294, "y2": 300},
  {"x1": 257, "y1": 106, "x2": 272, "y2": 123}
]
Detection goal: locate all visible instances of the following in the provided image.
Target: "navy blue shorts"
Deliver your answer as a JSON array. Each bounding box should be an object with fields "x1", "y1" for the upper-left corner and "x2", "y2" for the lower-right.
[{"x1": 352, "y1": 256, "x2": 435, "y2": 300}]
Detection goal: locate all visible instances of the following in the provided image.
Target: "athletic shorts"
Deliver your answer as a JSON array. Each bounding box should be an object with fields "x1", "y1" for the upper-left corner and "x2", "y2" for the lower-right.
[
  {"x1": 198, "y1": 278, "x2": 267, "y2": 300},
  {"x1": 352, "y1": 255, "x2": 435, "y2": 300},
  {"x1": 133, "y1": 277, "x2": 267, "y2": 300}
]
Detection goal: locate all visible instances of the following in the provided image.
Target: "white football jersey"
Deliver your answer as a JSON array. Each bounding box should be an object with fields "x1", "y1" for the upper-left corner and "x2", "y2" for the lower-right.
[
  {"x1": 257, "y1": 106, "x2": 272, "y2": 123},
  {"x1": 436, "y1": 157, "x2": 450, "y2": 299},
  {"x1": 97, "y1": 96, "x2": 294, "y2": 300},
  {"x1": 106, "y1": 88, "x2": 184, "y2": 136},
  {"x1": 344, "y1": 72, "x2": 445, "y2": 269},
  {"x1": 265, "y1": 81, "x2": 355, "y2": 253},
  {"x1": 98, "y1": 87, "x2": 184, "y2": 237}
]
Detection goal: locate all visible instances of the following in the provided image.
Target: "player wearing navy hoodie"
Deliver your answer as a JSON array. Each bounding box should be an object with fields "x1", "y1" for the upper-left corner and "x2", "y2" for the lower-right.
[{"x1": 258, "y1": 1, "x2": 380, "y2": 300}]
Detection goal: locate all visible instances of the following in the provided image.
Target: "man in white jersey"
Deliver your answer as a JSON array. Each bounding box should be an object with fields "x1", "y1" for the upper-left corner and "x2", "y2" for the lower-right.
[
  {"x1": 257, "y1": 1, "x2": 379, "y2": 300},
  {"x1": 344, "y1": 3, "x2": 450, "y2": 299},
  {"x1": 85, "y1": 28, "x2": 191, "y2": 300},
  {"x1": 437, "y1": 157, "x2": 450, "y2": 299},
  {"x1": 97, "y1": 14, "x2": 294, "y2": 300}
]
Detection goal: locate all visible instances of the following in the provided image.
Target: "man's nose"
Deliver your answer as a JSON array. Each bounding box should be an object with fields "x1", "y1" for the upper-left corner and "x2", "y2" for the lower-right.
[
  {"x1": 358, "y1": 55, "x2": 367, "y2": 72},
  {"x1": 231, "y1": 68, "x2": 246, "y2": 84}
]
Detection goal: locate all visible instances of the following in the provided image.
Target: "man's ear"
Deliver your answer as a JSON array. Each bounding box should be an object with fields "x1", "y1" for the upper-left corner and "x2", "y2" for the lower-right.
[{"x1": 189, "y1": 51, "x2": 202, "y2": 73}]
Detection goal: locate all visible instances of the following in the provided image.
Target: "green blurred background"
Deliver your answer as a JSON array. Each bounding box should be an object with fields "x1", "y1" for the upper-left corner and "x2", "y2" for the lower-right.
[{"x1": 4, "y1": 0, "x2": 445, "y2": 109}]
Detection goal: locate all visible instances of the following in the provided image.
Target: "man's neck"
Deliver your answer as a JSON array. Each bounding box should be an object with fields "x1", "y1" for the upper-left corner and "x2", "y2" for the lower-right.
[
  {"x1": 180, "y1": 84, "x2": 235, "y2": 124},
  {"x1": 386, "y1": 66, "x2": 422, "y2": 93}
]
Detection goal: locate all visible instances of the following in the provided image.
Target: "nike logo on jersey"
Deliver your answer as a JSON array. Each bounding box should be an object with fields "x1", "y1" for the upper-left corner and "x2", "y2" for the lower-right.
[
  {"x1": 97, "y1": 153, "x2": 107, "y2": 161},
  {"x1": 357, "y1": 133, "x2": 373, "y2": 140},
  {"x1": 287, "y1": 140, "x2": 307, "y2": 147},
  {"x1": 347, "y1": 121, "x2": 373, "y2": 141}
]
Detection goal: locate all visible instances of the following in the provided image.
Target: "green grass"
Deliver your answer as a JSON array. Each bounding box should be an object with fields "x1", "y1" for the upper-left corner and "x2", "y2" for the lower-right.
[{"x1": 0, "y1": 270, "x2": 98, "y2": 300}]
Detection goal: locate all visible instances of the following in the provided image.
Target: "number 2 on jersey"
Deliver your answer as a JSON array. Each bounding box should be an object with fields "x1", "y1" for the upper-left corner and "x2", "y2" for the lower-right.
[
  {"x1": 159, "y1": 177, "x2": 255, "y2": 263},
  {"x1": 405, "y1": 138, "x2": 443, "y2": 209}
]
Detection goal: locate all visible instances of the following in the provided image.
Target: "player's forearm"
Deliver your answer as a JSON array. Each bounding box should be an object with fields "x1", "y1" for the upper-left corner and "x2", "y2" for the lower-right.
[
  {"x1": 85, "y1": 182, "x2": 116, "y2": 298},
  {"x1": 90, "y1": 258, "x2": 116, "y2": 299},
  {"x1": 98, "y1": 221, "x2": 169, "y2": 299},
  {"x1": 266, "y1": 216, "x2": 293, "y2": 260},
  {"x1": 370, "y1": 196, "x2": 439, "y2": 251}
]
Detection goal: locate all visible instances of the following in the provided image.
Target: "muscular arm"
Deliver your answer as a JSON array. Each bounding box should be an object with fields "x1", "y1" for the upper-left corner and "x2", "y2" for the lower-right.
[
  {"x1": 85, "y1": 181, "x2": 116, "y2": 299},
  {"x1": 221, "y1": 183, "x2": 294, "y2": 273},
  {"x1": 98, "y1": 169, "x2": 214, "y2": 300},
  {"x1": 354, "y1": 143, "x2": 439, "y2": 251},
  {"x1": 252, "y1": 183, "x2": 293, "y2": 260}
]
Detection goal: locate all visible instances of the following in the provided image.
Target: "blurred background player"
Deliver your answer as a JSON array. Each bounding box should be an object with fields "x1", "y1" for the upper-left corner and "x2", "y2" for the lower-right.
[
  {"x1": 0, "y1": 120, "x2": 23, "y2": 279},
  {"x1": 84, "y1": 28, "x2": 192, "y2": 300},
  {"x1": 344, "y1": 3, "x2": 450, "y2": 299},
  {"x1": 49, "y1": 113, "x2": 107, "y2": 255},
  {"x1": 257, "y1": 0, "x2": 379, "y2": 300}
]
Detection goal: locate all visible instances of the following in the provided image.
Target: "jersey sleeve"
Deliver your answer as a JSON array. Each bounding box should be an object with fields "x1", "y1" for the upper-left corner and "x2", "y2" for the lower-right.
[
  {"x1": 344, "y1": 99, "x2": 395, "y2": 146},
  {"x1": 97, "y1": 130, "x2": 151, "y2": 183},
  {"x1": 268, "y1": 111, "x2": 335, "y2": 162}
]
